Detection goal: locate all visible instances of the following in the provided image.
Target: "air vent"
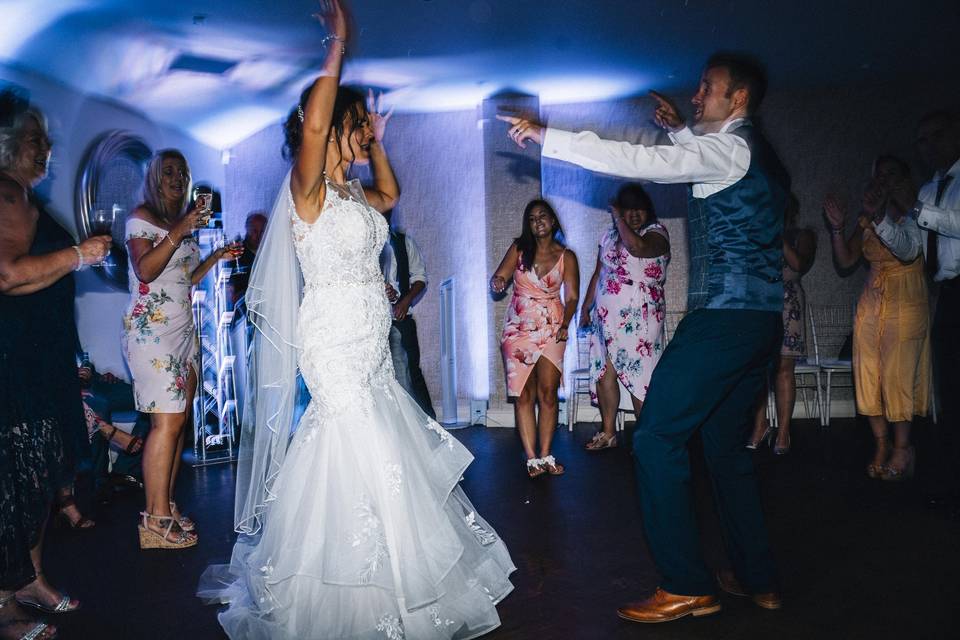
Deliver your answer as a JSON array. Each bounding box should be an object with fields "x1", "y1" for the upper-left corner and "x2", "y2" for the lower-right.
[{"x1": 169, "y1": 53, "x2": 237, "y2": 75}]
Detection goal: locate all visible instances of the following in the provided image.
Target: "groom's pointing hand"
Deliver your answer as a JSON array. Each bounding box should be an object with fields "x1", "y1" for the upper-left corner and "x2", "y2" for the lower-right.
[
  {"x1": 649, "y1": 90, "x2": 685, "y2": 132},
  {"x1": 496, "y1": 114, "x2": 544, "y2": 149}
]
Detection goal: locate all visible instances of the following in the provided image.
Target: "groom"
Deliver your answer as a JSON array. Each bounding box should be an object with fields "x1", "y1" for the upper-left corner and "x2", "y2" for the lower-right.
[{"x1": 500, "y1": 52, "x2": 787, "y2": 622}]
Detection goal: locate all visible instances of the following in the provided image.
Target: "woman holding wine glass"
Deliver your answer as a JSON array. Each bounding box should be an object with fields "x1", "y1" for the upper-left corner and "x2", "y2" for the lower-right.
[
  {"x1": 122, "y1": 149, "x2": 241, "y2": 549},
  {"x1": 1, "y1": 90, "x2": 111, "y2": 640}
]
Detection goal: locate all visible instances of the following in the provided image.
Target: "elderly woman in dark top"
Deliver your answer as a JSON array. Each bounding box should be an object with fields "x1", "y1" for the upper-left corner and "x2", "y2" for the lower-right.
[{"x1": 0, "y1": 91, "x2": 110, "y2": 639}]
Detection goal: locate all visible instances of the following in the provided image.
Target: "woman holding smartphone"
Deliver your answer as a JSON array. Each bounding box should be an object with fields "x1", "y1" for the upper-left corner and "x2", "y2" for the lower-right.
[{"x1": 122, "y1": 149, "x2": 240, "y2": 549}]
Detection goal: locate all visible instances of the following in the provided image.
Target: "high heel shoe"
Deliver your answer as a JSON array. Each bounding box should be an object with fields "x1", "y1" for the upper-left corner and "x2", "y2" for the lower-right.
[
  {"x1": 138, "y1": 512, "x2": 197, "y2": 549},
  {"x1": 169, "y1": 501, "x2": 195, "y2": 532},
  {"x1": 746, "y1": 427, "x2": 773, "y2": 450},
  {"x1": 866, "y1": 437, "x2": 891, "y2": 479},
  {"x1": 585, "y1": 432, "x2": 617, "y2": 451},
  {"x1": 54, "y1": 496, "x2": 95, "y2": 530},
  {"x1": 881, "y1": 446, "x2": 915, "y2": 482},
  {"x1": 773, "y1": 434, "x2": 791, "y2": 456}
]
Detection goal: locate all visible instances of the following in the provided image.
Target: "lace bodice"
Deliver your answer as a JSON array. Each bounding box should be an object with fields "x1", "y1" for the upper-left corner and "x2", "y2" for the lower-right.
[
  {"x1": 289, "y1": 179, "x2": 393, "y2": 412},
  {"x1": 290, "y1": 180, "x2": 389, "y2": 291}
]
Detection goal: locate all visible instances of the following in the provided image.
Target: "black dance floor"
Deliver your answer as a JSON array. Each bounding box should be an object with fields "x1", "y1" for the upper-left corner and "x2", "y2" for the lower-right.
[{"x1": 44, "y1": 418, "x2": 960, "y2": 639}]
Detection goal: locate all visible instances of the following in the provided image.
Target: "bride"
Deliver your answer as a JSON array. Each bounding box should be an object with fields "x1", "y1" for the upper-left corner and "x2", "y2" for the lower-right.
[{"x1": 198, "y1": 2, "x2": 515, "y2": 638}]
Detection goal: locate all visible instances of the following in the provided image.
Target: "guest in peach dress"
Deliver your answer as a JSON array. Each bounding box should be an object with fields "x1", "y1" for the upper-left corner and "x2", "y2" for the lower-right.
[{"x1": 492, "y1": 199, "x2": 579, "y2": 477}]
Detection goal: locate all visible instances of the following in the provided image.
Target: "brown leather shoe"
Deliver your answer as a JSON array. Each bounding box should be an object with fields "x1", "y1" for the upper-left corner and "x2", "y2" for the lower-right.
[
  {"x1": 752, "y1": 592, "x2": 782, "y2": 610},
  {"x1": 716, "y1": 570, "x2": 747, "y2": 597},
  {"x1": 716, "y1": 570, "x2": 782, "y2": 610},
  {"x1": 717, "y1": 569, "x2": 783, "y2": 611},
  {"x1": 617, "y1": 587, "x2": 721, "y2": 623}
]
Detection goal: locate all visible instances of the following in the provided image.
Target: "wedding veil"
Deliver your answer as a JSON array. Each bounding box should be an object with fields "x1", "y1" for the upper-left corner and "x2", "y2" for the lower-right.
[{"x1": 233, "y1": 170, "x2": 305, "y2": 535}]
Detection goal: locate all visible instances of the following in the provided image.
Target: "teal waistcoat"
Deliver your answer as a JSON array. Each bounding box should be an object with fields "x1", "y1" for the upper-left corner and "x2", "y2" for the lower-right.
[{"x1": 686, "y1": 120, "x2": 787, "y2": 312}]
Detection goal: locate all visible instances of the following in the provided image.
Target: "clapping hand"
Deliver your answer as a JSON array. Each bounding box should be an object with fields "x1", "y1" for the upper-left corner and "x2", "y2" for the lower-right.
[
  {"x1": 887, "y1": 177, "x2": 917, "y2": 215},
  {"x1": 823, "y1": 195, "x2": 847, "y2": 230},
  {"x1": 649, "y1": 90, "x2": 685, "y2": 132},
  {"x1": 495, "y1": 114, "x2": 544, "y2": 149},
  {"x1": 862, "y1": 180, "x2": 887, "y2": 219}
]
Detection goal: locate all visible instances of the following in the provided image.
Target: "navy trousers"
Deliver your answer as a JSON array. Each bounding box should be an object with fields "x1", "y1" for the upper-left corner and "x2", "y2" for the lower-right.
[{"x1": 633, "y1": 308, "x2": 781, "y2": 595}]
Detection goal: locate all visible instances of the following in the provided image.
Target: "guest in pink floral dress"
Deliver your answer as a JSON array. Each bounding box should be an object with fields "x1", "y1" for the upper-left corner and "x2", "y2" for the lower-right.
[
  {"x1": 579, "y1": 184, "x2": 670, "y2": 451},
  {"x1": 123, "y1": 150, "x2": 240, "y2": 549},
  {"x1": 492, "y1": 199, "x2": 579, "y2": 477}
]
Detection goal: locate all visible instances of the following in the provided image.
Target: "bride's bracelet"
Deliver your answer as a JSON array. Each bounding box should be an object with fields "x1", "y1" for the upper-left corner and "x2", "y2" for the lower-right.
[{"x1": 322, "y1": 34, "x2": 346, "y2": 55}]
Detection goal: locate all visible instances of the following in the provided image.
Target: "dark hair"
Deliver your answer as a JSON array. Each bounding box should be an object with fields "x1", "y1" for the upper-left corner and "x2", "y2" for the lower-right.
[
  {"x1": 612, "y1": 183, "x2": 656, "y2": 224},
  {"x1": 705, "y1": 52, "x2": 768, "y2": 115},
  {"x1": 515, "y1": 199, "x2": 564, "y2": 272},
  {"x1": 283, "y1": 84, "x2": 367, "y2": 162},
  {"x1": 873, "y1": 154, "x2": 911, "y2": 179}
]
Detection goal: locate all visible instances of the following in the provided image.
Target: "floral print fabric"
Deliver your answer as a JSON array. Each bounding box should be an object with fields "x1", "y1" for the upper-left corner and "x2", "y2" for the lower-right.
[
  {"x1": 589, "y1": 224, "x2": 670, "y2": 404},
  {"x1": 500, "y1": 252, "x2": 567, "y2": 396},
  {"x1": 121, "y1": 218, "x2": 200, "y2": 413}
]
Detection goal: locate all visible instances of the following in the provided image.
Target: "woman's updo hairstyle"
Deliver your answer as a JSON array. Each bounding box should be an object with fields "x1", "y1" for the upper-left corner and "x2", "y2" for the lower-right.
[{"x1": 282, "y1": 84, "x2": 367, "y2": 162}]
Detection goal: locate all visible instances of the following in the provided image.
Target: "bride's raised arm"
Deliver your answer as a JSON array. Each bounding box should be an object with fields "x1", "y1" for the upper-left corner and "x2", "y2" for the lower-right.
[
  {"x1": 362, "y1": 89, "x2": 400, "y2": 213},
  {"x1": 291, "y1": 0, "x2": 350, "y2": 222}
]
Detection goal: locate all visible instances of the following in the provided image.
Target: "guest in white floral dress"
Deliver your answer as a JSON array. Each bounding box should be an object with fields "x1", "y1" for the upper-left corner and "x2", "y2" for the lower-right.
[
  {"x1": 123, "y1": 149, "x2": 241, "y2": 550},
  {"x1": 579, "y1": 184, "x2": 670, "y2": 451}
]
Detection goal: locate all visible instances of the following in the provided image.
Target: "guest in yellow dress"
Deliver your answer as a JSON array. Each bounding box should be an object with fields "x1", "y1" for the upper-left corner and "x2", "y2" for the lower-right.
[{"x1": 824, "y1": 155, "x2": 931, "y2": 481}]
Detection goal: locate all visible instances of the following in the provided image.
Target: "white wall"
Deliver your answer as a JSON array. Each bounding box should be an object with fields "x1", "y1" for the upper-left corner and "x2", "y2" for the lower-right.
[{"x1": 0, "y1": 63, "x2": 223, "y2": 379}]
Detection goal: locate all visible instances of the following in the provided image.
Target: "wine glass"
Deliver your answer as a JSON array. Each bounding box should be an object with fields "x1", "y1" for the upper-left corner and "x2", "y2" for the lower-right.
[
  {"x1": 91, "y1": 208, "x2": 115, "y2": 267},
  {"x1": 231, "y1": 234, "x2": 244, "y2": 270}
]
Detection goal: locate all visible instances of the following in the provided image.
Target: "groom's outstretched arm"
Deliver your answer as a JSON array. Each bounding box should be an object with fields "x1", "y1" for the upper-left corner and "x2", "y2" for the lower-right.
[
  {"x1": 497, "y1": 102, "x2": 749, "y2": 187},
  {"x1": 541, "y1": 127, "x2": 749, "y2": 186}
]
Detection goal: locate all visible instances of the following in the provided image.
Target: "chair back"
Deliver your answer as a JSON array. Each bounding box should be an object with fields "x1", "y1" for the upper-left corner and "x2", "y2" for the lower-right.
[
  {"x1": 808, "y1": 303, "x2": 854, "y2": 365},
  {"x1": 575, "y1": 325, "x2": 593, "y2": 370}
]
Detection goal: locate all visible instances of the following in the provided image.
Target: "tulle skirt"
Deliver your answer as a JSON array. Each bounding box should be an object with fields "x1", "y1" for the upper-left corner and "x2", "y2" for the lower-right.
[{"x1": 198, "y1": 377, "x2": 515, "y2": 639}]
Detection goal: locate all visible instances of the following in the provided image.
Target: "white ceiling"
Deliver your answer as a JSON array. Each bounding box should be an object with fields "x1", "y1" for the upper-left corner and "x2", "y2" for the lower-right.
[{"x1": 2, "y1": 0, "x2": 956, "y2": 148}]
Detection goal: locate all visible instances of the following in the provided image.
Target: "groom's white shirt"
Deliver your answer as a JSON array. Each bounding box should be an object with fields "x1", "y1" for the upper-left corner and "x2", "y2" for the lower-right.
[{"x1": 541, "y1": 118, "x2": 751, "y2": 199}]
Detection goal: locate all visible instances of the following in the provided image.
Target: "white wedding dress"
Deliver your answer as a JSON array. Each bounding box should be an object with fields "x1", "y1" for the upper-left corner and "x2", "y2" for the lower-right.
[{"x1": 199, "y1": 178, "x2": 515, "y2": 639}]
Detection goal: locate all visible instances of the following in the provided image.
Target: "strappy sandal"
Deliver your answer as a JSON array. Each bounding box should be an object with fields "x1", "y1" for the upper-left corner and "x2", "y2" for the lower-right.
[
  {"x1": 0, "y1": 594, "x2": 57, "y2": 640},
  {"x1": 866, "y1": 436, "x2": 890, "y2": 479},
  {"x1": 169, "y1": 501, "x2": 195, "y2": 532},
  {"x1": 585, "y1": 432, "x2": 618, "y2": 451},
  {"x1": 138, "y1": 512, "x2": 198, "y2": 550},
  {"x1": 14, "y1": 573, "x2": 80, "y2": 615},
  {"x1": 105, "y1": 425, "x2": 144, "y2": 456},
  {"x1": 526, "y1": 458, "x2": 546, "y2": 478},
  {"x1": 54, "y1": 496, "x2": 94, "y2": 530},
  {"x1": 881, "y1": 446, "x2": 916, "y2": 482},
  {"x1": 540, "y1": 455, "x2": 565, "y2": 475}
]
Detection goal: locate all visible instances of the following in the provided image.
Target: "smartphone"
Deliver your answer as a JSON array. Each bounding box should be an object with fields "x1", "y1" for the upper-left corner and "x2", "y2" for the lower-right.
[{"x1": 192, "y1": 186, "x2": 213, "y2": 227}]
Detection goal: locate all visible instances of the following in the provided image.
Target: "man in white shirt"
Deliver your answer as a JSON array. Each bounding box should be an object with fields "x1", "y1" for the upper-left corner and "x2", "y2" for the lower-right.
[
  {"x1": 499, "y1": 52, "x2": 785, "y2": 622},
  {"x1": 379, "y1": 213, "x2": 436, "y2": 419},
  {"x1": 914, "y1": 110, "x2": 960, "y2": 507}
]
